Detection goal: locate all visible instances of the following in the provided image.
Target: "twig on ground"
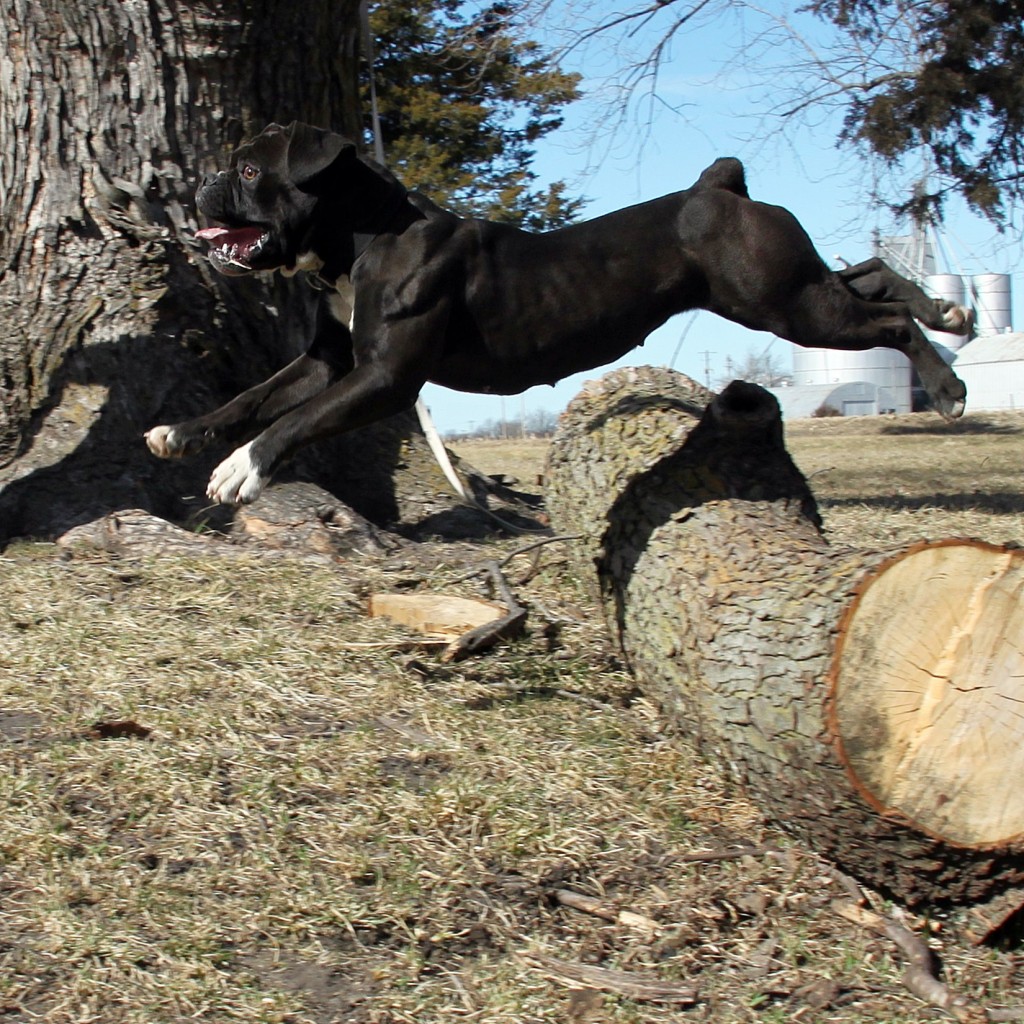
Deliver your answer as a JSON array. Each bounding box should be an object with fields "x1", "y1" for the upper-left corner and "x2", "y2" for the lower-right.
[
  {"x1": 675, "y1": 844, "x2": 777, "y2": 863},
  {"x1": 554, "y1": 888, "x2": 662, "y2": 934},
  {"x1": 529, "y1": 599, "x2": 586, "y2": 627},
  {"x1": 497, "y1": 533, "x2": 583, "y2": 568},
  {"x1": 452, "y1": 534, "x2": 582, "y2": 584},
  {"x1": 442, "y1": 560, "x2": 527, "y2": 662},
  {"x1": 522, "y1": 953, "x2": 697, "y2": 1004},
  {"x1": 335, "y1": 639, "x2": 449, "y2": 650},
  {"x1": 817, "y1": 863, "x2": 873, "y2": 905},
  {"x1": 552, "y1": 688, "x2": 610, "y2": 709},
  {"x1": 372, "y1": 714, "x2": 444, "y2": 747},
  {"x1": 834, "y1": 900, "x2": 1024, "y2": 1023}
]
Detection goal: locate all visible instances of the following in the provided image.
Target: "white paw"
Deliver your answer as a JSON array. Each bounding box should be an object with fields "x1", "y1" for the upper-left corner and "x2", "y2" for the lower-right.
[
  {"x1": 941, "y1": 304, "x2": 973, "y2": 334},
  {"x1": 207, "y1": 442, "x2": 268, "y2": 504},
  {"x1": 145, "y1": 424, "x2": 180, "y2": 458}
]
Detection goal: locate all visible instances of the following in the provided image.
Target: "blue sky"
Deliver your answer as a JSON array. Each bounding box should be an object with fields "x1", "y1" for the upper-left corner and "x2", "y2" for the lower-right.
[{"x1": 419, "y1": 1, "x2": 1023, "y2": 435}]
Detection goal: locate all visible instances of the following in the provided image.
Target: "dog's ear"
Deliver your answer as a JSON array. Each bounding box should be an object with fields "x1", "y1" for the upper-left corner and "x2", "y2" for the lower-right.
[{"x1": 284, "y1": 122, "x2": 356, "y2": 195}]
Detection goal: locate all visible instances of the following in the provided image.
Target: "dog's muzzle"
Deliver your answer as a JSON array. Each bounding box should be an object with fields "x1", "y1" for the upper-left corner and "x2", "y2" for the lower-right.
[{"x1": 196, "y1": 225, "x2": 269, "y2": 275}]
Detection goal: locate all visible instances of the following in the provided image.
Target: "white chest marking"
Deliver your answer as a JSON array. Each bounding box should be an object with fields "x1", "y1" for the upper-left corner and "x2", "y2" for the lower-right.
[
  {"x1": 289, "y1": 250, "x2": 326, "y2": 276},
  {"x1": 326, "y1": 276, "x2": 356, "y2": 332}
]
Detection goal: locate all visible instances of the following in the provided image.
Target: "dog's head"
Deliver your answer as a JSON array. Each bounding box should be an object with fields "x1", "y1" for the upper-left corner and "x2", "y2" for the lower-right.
[{"x1": 195, "y1": 122, "x2": 356, "y2": 277}]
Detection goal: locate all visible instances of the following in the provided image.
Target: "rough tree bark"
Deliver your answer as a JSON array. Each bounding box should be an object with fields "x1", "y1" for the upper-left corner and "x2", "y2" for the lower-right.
[
  {"x1": 0, "y1": 0, "x2": 472, "y2": 546},
  {"x1": 546, "y1": 366, "x2": 1024, "y2": 915}
]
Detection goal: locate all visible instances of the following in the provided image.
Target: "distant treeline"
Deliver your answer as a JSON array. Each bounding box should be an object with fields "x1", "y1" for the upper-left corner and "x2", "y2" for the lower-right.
[{"x1": 443, "y1": 409, "x2": 559, "y2": 441}]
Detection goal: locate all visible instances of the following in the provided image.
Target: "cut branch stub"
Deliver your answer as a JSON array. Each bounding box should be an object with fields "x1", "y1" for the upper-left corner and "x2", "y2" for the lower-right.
[{"x1": 546, "y1": 366, "x2": 1024, "y2": 910}]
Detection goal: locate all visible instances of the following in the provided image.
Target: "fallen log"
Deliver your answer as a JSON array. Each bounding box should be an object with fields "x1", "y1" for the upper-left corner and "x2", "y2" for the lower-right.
[{"x1": 545, "y1": 366, "x2": 1024, "y2": 911}]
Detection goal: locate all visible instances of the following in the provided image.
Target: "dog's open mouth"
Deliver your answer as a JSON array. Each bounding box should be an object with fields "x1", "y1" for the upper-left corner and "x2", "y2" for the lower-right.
[{"x1": 195, "y1": 226, "x2": 269, "y2": 272}]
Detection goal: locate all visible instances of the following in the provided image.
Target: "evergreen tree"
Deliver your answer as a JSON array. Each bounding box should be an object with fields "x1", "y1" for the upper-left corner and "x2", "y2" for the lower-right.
[{"x1": 363, "y1": 0, "x2": 585, "y2": 229}]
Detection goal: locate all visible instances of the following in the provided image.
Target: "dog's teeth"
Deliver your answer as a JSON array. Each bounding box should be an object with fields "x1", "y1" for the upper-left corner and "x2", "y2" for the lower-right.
[{"x1": 196, "y1": 227, "x2": 229, "y2": 241}]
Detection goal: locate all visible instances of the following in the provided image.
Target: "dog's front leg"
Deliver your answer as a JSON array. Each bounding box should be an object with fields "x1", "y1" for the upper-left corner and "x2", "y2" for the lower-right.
[
  {"x1": 142, "y1": 354, "x2": 327, "y2": 459},
  {"x1": 206, "y1": 296, "x2": 449, "y2": 504},
  {"x1": 206, "y1": 360, "x2": 426, "y2": 505},
  {"x1": 145, "y1": 311, "x2": 354, "y2": 460}
]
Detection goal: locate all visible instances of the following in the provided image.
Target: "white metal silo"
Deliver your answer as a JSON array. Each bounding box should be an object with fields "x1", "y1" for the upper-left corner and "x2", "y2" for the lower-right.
[
  {"x1": 971, "y1": 273, "x2": 1012, "y2": 336},
  {"x1": 922, "y1": 274, "x2": 970, "y2": 354},
  {"x1": 925, "y1": 273, "x2": 966, "y2": 307}
]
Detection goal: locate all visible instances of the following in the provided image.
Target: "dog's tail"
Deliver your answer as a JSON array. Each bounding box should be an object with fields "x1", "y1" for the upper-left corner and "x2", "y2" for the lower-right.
[{"x1": 693, "y1": 157, "x2": 748, "y2": 198}]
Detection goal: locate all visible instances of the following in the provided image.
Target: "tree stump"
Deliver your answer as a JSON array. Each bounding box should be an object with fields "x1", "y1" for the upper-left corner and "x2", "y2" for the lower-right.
[{"x1": 546, "y1": 366, "x2": 1024, "y2": 912}]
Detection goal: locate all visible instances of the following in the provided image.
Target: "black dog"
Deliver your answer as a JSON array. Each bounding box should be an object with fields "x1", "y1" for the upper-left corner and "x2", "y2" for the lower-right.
[{"x1": 146, "y1": 121, "x2": 969, "y2": 504}]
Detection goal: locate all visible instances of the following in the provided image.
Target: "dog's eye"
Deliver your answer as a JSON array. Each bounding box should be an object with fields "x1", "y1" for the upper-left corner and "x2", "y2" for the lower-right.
[{"x1": 240, "y1": 164, "x2": 259, "y2": 182}]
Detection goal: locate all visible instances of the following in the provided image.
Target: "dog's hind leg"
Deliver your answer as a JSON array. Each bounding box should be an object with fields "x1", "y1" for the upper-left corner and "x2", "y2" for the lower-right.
[
  {"x1": 784, "y1": 287, "x2": 967, "y2": 419},
  {"x1": 838, "y1": 257, "x2": 973, "y2": 334}
]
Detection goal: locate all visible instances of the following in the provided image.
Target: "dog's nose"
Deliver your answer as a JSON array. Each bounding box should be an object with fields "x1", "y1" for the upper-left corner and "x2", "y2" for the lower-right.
[{"x1": 199, "y1": 172, "x2": 218, "y2": 190}]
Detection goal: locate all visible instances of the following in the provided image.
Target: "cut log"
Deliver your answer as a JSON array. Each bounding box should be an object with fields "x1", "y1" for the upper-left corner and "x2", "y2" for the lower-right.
[
  {"x1": 831, "y1": 540, "x2": 1024, "y2": 848},
  {"x1": 368, "y1": 593, "x2": 507, "y2": 640},
  {"x1": 545, "y1": 366, "x2": 1024, "y2": 909}
]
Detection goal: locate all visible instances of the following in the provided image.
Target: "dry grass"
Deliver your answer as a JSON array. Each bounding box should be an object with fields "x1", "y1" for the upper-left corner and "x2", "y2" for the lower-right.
[
  {"x1": 2, "y1": 408, "x2": 1023, "y2": 1023},
  {"x1": 453, "y1": 438, "x2": 550, "y2": 491},
  {"x1": 784, "y1": 409, "x2": 1024, "y2": 548}
]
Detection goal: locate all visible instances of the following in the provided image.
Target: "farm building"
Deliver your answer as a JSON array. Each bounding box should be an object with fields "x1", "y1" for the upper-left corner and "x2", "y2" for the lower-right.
[
  {"x1": 775, "y1": 345, "x2": 913, "y2": 416},
  {"x1": 769, "y1": 380, "x2": 906, "y2": 418},
  {"x1": 954, "y1": 333, "x2": 1024, "y2": 412}
]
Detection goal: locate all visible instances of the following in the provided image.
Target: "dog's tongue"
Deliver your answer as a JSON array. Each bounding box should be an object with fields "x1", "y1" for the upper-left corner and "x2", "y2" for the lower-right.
[{"x1": 196, "y1": 226, "x2": 263, "y2": 247}]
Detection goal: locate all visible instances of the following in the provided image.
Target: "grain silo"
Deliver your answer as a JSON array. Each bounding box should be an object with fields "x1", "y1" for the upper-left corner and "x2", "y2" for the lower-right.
[
  {"x1": 789, "y1": 347, "x2": 912, "y2": 415},
  {"x1": 971, "y1": 274, "x2": 1013, "y2": 336}
]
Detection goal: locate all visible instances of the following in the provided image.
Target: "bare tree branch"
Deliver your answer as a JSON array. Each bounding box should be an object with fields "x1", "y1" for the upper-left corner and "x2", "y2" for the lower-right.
[{"x1": 519, "y1": 0, "x2": 1024, "y2": 227}]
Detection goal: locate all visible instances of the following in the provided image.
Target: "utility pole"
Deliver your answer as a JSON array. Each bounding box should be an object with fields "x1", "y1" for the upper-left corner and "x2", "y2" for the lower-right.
[{"x1": 700, "y1": 350, "x2": 715, "y2": 389}]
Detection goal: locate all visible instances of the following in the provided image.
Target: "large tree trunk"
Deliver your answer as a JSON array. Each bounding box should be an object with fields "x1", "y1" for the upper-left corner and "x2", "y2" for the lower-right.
[
  {"x1": 546, "y1": 366, "x2": 1024, "y2": 914},
  {"x1": 0, "y1": 0, "x2": 464, "y2": 545}
]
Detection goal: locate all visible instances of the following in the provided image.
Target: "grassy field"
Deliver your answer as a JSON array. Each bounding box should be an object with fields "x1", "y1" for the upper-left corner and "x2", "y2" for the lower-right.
[
  {"x1": 457, "y1": 409, "x2": 1024, "y2": 547},
  {"x1": 2, "y1": 409, "x2": 1022, "y2": 1023}
]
